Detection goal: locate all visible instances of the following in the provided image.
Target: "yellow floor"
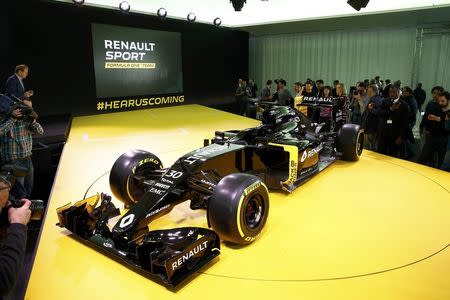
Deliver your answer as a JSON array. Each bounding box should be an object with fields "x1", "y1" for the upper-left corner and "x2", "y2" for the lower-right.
[{"x1": 26, "y1": 105, "x2": 450, "y2": 299}]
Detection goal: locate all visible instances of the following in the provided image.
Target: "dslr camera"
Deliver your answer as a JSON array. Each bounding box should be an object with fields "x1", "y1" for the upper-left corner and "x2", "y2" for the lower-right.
[
  {"x1": 0, "y1": 94, "x2": 38, "y2": 123},
  {"x1": 0, "y1": 164, "x2": 44, "y2": 221}
]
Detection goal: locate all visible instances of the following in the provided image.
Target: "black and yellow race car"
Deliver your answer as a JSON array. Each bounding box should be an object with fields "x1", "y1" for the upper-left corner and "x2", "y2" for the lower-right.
[{"x1": 56, "y1": 101, "x2": 363, "y2": 287}]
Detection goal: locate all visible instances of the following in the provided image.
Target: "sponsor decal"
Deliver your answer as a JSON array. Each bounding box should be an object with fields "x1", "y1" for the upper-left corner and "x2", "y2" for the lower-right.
[
  {"x1": 160, "y1": 177, "x2": 174, "y2": 185},
  {"x1": 287, "y1": 159, "x2": 298, "y2": 184},
  {"x1": 104, "y1": 40, "x2": 156, "y2": 68},
  {"x1": 132, "y1": 157, "x2": 161, "y2": 173},
  {"x1": 149, "y1": 187, "x2": 165, "y2": 195},
  {"x1": 244, "y1": 181, "x2": 262, "y2": 196},
  {"x1": 145, "y1": 204, "x2": 170, "y2": 218},
  {"x1": 154, "y1": 182, "x2": 171, "y2": 189},
  {"x1": 303, "y1": 96, "x2": 334, "y2": 103},
  {"x1": 300, "y1": 144, "x2": 323, "y2": 163},
  {"x1": 166, "y1": 237, "x2": 211, "y2": 278},
  {"x1": 118, "y1": 214, "x2": 135, "y2": 228}
]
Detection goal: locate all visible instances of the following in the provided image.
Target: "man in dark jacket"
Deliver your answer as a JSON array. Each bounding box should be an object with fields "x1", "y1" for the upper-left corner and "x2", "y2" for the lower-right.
[
  {"x1": 401, "y1": 86, "x2": 418, "y2": 127},
  {"x1": 377, "y1": 87, "x2": 410, "y2": 158},
  {"x1": 419, "y1": 86, "x2": 445, "y2": 166},
  {"x1": 419, "y1": 91, "x2": 450, "y2": 168},
  {"x1": 4, "y1": 65, "x2": 33, "y2": 100},
  {"x1": 382, "y1": 79, "x2": 392, "y2": 98},
  {"x1": 401, "y1": 86, "x2": 418, "y2": 158},
  {"x1": 0, "y1": 176, "x2": 31, "y2": 297},
  {"x1": 331, "y1": 80, "x2": 339, "y2": 97},
  {"x1": 362, "y1": 85, "x2": 383, "y2": 151},
  {"x1": 413, "y1": 83, "x2": 426, "y2": 112}
]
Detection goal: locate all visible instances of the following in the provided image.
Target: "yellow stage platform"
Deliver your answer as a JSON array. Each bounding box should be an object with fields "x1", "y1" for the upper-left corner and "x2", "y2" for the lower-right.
[{"x1": 26, "y1": 105, "x2": 450, "y2": 299}]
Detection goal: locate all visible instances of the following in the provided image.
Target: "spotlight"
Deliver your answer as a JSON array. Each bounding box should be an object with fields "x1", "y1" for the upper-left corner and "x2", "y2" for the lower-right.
[
  {"x1": 72, "y1": 0, "x2": 85, "y2": 4},
  {"x1": 157, "y1": 8, "x2": 167, "y2": 18},
  {"x1": 119, "y1": 1, "x2": 131, "y2": 13},
  {"x1": 187, "y1": 12, "x2": 196, "y2": 22},
  {"x1": 213, "y1": 18, "x2": 222, "y2": 27},
  {"x1": 230, "y1": 0, "x2": 246, "y2": 11},
  {"x1": 347, "y1": 0, "x2": 370, "y2": 11}
]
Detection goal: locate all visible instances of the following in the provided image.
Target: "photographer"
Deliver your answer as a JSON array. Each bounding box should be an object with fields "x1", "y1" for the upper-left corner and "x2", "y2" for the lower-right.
[
  {"x1": 419, "y1": 91, "x2": 450, "y2": 168},
  {"x1": 350, "y1": 83, "x2": 370, "y2": 125},
  {"x1": 362, "y1": 85, "x2": 383, "y2": 151},
  {"x1": 419, "y1": 86, "x2": 445, "y2": 167},
  {"x1": 0, "y1": 176, "x2": 31, "y2": 297},
  {"x1": 441, "y1": 104, "x2": 450, "y2": 171},
  {"x1": 0, "y1": 98, "x2": 43, "y2": 199}
]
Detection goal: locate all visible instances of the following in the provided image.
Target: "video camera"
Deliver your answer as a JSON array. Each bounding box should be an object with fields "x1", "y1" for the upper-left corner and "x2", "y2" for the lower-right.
[
  {"x1": 0, "y1": 164, "x2": 44, "y2": 221},
  {"x1": 0, "y1": 94, "x2": 38, "y2": 123}
]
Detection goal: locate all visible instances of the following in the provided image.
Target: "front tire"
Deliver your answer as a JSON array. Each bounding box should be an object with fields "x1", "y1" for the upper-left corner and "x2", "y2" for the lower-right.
[
  {"x1": 109, "y1": 149, "x2": 163, "y2": 206},
  {"x1": 337, "y1": 124, "x2": 364, "y2": 161},
  {"x1": 208, "y1": 173, "x2": 269, "y2": 245}
]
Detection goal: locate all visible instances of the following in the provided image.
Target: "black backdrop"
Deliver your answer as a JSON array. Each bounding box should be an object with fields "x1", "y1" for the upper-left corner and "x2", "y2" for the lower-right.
[{"x1": 0, "y1": 0, "x2": 249, "y2": 116}]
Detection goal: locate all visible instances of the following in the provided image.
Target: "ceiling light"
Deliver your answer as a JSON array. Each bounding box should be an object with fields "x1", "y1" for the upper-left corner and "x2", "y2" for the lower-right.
[
  {"x1": 72, "y1": 0, "x2": 85, "y2": 4},
  {"x1": 119, "y1": 1, "x2": 131, "y2": 13},
  {"x1": 187, "y1": 12, "x2": 196, "y2": 22},
  {"x1": 157, "y1": 8, "x2": 167, "y2": 18},
  {"x1": 213, "y1": 18, "x2": 222, "y2": 26}
]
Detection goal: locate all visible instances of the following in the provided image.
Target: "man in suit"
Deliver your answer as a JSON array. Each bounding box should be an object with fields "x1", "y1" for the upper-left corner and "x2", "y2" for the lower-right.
[
  {"x1": 4, "y1": 65, "x2": 33, "y2": 100},
  {"x1": 377, "y1": 87, "x2": 410, "y2": 158},
  {"x1": 382, "y1": 79, "x2": 392, "y2": 98}
]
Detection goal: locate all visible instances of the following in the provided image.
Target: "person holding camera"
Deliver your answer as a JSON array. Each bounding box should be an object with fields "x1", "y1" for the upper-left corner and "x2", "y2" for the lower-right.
[
  {"x1": 419, "y1": 86, "x2": 446, "y2": 167},
  {"x1": 0, "y1": 98, "x2": 43, "y2": 199},
  {"x1": 350, "y1": 83, "x2": 370, "y2": 125},
  {"x1": 0, "y1": 176, "x2": 31, "y2": 297},
  {"x1": 235, "y1": 80, "x2": 251, "y2": 116},
  {"x1": 362, "y1": 85, "x2": 383, "y2": 151},
  {"x1": 4, "y1": 65, "x2": 34, "y2": 101},
  {"x1": 419, "y1": 91, "x2": 450, "y2": 168},
  {"x1": 441, "y1": 100, "x2": 450, "y2": 171}
]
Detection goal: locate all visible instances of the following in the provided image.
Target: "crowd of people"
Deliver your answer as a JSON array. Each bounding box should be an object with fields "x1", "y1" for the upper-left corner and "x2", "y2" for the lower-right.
[
  {"x1": 235, "y1": 76, "x2": 450, "y2": 171},
  {"x1": 0, "y1": 64, "x2": 41, "y2": 297}
]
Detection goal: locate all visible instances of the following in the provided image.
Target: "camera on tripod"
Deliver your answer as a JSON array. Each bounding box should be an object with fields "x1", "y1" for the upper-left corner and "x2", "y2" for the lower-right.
[
  {"x1": 0, "y1": 94, "x2": 38, "y2": 123},
  {"x1": 0, "y1": 164, "x2": 44, "y2": 221}
]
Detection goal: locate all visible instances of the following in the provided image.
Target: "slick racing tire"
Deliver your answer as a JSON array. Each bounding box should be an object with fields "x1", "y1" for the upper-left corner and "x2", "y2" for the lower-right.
[
  {"x1": 109, "y1": 149, "x2": 163, "y2": 206},
  {"x1": 208, "y1": 173, "x2": 269, "y2": 245},
  {"x1": 337, "y1": 124, "x2": 364, "y2": 161}
]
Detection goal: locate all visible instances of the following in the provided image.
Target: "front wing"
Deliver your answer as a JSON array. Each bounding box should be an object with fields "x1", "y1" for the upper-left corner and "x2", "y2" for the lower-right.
[{"x1": 56, "y1": 193, "x2": 221, "y2": 287}]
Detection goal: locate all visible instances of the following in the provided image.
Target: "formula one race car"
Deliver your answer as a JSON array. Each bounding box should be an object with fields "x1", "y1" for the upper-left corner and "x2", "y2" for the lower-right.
[{"x1": 56, "y1": 101, "x2": 363, "y2": 287}]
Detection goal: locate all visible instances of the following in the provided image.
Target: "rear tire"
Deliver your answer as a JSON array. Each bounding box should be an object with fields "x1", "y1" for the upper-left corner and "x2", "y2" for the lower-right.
[
  {"x1": 109, "y1": 149, "x2": 163, "y2": 206},
  {"x1": 337, "y1": 124, "x2": 364, "y2": 161},
  {"x1": 208, "y1": 173, "x2": 269, "y2": 245}
]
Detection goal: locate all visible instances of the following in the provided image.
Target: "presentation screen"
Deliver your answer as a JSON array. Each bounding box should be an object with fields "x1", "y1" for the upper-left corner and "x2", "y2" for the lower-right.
[{"x1": 91, "y1": 23, "x2": 183, "y2": 99}]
